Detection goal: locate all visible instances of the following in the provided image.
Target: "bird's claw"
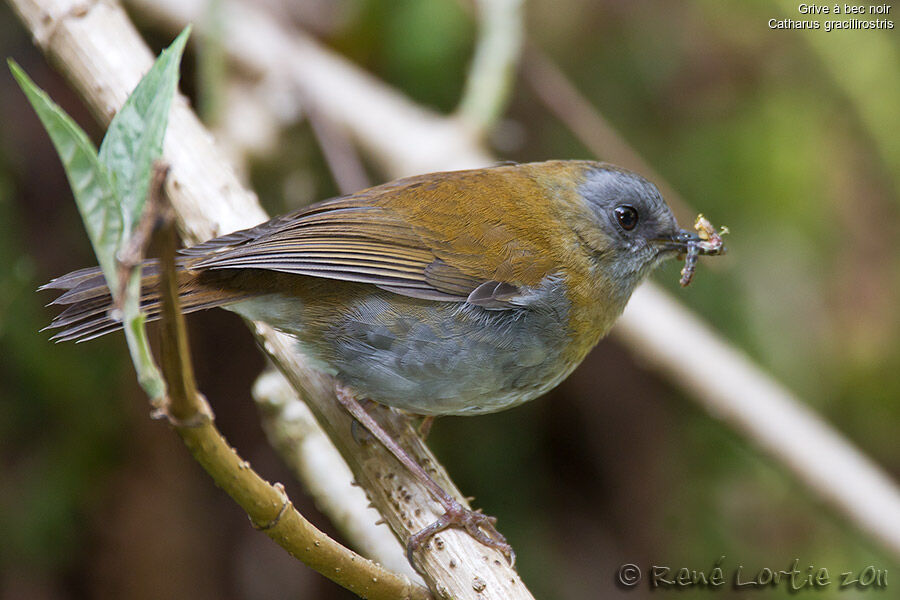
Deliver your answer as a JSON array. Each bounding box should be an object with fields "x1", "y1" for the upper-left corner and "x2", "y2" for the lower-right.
[{"x1": 405, "y1": 501, "x2": 515, "y2": 572}]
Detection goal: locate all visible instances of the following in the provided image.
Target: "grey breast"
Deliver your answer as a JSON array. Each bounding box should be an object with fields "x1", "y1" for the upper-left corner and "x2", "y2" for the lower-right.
[{"x1": 325, "y1": 282, "x2": 573, "y2": 416}]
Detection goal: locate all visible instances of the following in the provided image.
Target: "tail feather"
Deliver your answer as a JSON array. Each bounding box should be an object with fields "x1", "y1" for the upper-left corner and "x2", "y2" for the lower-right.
[
  {"x1": 42, "y1": 260, "x2": 256, "y2": 342},
  {"x1": 48, "y1": 296, "x2": 116, "y2": 328},
  {"x1": 46, "y1": 262, "x2": 165, "y2": 306},
  {"x1": 45, "y1": 289, "x2": 162, "y2": 332},
  {"x1": 40, "y1": 265, "x2": 106, "y2": 291}
]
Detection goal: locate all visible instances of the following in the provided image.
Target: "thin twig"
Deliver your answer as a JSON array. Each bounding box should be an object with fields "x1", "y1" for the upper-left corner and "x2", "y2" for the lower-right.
[
  {"x1": 306, "y1": 105, "x2": 371, "y2": 194},
  {"x1": 253, "y1": 369, "x2": 422, "y2": 582},
  {"x1": 196, "y1": 0, "x2": 225, "y2": 125},
  {"x1": 14, "y1": 0, "x2": 900, "y2": 586},
  {"x1": 152, "y1": 165, "x2": 431, "y2": 600},
  {"x1": 113, "y1": 163, "x2": 170, "y2": 312}
]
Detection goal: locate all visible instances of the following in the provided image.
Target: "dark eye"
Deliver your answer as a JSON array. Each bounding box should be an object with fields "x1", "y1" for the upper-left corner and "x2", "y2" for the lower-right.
[{"x1": 614, "y1": 205, "x2": 639, "y2": 231}]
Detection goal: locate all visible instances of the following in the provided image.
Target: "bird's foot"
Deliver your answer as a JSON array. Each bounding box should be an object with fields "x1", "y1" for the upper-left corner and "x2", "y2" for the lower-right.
[
  {"x1": 406, "y1": 499, "x2": 515, "y2": 568},
  {"x1": 333, "y1": 385, "x2": 515, "y2": 570}
]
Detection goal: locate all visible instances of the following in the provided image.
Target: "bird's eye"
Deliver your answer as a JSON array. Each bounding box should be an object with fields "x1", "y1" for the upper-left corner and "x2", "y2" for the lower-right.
[{"x1": 614, "y1": 205, "x2": 639, "y2": 231}]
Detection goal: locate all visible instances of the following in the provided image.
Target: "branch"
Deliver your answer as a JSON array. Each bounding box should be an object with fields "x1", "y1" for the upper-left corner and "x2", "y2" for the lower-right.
[
  {"x1": 130, "y1": 0, "x2": 493, "y2": 178},
  {"x1": 617, "y1": 284, "x2": 900, "y2": 559},
  {"x1": 306, "y1": 104, "x2": 371, "y2": 194},
  {"x1": 14, "y1": 0, "x2": 900, "y2": 590},
  {"x1": 521, "y1": 45, "x2": 900, "y2": 559},
  {"x1": 253, "y1": 369, "x2": 421, "y2": 582},
  {"x1": 149, "y1": 179, "x2": 429, "y2": 600},
  {"x1": 520, "y1": 45, "x2": 694, "y2": 225},
  {"x1": 8, "y1": 0, "x2": 533, "y2": 596},
  {"x1": 455, "y1": 0, "x2": 524, "y2": 137}
]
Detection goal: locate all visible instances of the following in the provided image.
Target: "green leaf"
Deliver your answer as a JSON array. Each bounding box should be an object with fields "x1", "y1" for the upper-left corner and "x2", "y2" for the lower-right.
[
  {"x1": 97, "y1": 27, "x2": 190, "y2": 401},
  {"x1": 9, "y1": 27, "x2": 190, "y2": 402},
  {"x1": 8, "y1": 61, "x2": 122, "y2": 286},
  {"x1": 98, "y1": 26, "x2": 190, "y2": 235}
]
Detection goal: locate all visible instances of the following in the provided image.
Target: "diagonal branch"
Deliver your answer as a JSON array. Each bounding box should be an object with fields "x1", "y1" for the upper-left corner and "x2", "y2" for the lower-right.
[
  {"x1": 253, "y1": 368, "x2": 421, "y2": 581},
  {"x1": 521, "y1": 44, "x2": 900, "y2": 560},
  {"x1": 520, "y1": 45, "x2": 694, "y2": 224},
  {"x1": 131, "y1": 0, "x2": 493, "y2": 178},
  {"x1": 12, "y1": 2, "x2": 900, "y2": 595},
  {"x1": 148, "y1": 169, "x2": 430, "y2": 600}
]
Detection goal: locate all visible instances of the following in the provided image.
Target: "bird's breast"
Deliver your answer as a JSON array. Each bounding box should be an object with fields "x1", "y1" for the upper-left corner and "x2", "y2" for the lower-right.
[
  {"x1": 325, "y1": 286, "x2": 577, "y2": 415},
  {"x1": 232, "y1": 278, "x2": 590, "y2": 415}
]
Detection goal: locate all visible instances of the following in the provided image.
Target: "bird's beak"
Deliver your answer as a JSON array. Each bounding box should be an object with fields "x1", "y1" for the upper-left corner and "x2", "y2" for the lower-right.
[{"x1": 652, "y1": 229, "x2": 703, "y2": 254}]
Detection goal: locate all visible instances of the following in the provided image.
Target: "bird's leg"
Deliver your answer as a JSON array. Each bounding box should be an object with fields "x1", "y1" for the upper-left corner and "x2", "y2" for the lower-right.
[
  {"x1": 417, "y1": 415, "x2": 435, "y2": 440},
  {"x1": 334, "y1": 384, "x2": 514, "y2": 568},
  {"x1": 349, "y1": 399, "x2": 377, "y2": 445}
]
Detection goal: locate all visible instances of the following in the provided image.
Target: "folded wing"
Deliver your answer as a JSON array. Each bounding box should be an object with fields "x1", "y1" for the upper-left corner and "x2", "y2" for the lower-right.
[{"x1": 190, "y1": 169, "x2": 560, "y2": 307}]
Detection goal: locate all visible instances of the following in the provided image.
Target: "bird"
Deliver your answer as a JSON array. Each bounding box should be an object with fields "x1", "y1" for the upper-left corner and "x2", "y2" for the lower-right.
[{"x1": 42, "y1": 159, "x2": 721, "y2": 561}]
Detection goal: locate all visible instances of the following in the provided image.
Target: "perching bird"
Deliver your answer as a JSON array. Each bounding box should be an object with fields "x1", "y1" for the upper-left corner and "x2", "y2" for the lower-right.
[{"x1": 43, "y1": 160, "x2": 722, "y2": 560}]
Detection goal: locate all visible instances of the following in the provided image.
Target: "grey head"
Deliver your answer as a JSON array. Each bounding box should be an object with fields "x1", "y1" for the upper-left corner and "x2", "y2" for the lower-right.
[{"x1": 577, "y1": 164, "x2": 696, "y2": 290}]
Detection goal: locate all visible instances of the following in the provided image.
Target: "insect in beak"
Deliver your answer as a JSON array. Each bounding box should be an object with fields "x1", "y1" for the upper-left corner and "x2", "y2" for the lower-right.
[{"x1": 653, "y1": 215, "x2": 728, "y2": 286}]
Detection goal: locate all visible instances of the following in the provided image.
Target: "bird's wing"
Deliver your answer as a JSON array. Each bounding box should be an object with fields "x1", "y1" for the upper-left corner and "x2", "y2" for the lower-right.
[{"x1": 189, "y1": 168, "x2": 564, "y2": 306}]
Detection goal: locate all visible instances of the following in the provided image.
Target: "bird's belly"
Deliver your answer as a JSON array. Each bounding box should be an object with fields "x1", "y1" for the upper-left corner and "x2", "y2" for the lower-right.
[
  {"x1": 329, "y1": 303, "x2": 574, "y2": 415},
  {"x1": 231, "y1": 286, "x2": 574, "y2": 416}
]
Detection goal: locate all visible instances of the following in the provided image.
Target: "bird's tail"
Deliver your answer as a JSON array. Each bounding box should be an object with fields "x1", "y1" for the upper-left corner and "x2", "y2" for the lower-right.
[{"x1": 41, "y1": 260, "x2": 251, "y2": 342}]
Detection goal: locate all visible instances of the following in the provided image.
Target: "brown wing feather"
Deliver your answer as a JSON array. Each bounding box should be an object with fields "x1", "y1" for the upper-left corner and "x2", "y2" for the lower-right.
[
  {"x1": 192, "y1": 201, "x2": 452, "y2": 296},
  {"x1": 188, "y1": 164, "x2": 581, "y2": 304}
]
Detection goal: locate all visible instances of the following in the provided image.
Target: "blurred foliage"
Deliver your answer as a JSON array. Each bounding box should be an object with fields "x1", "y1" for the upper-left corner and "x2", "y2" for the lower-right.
[
  {"x1": 0, "y1": 130, "x2": 127, "y2": 570},
  {"x1": 331, "y1": 0, "x2": 474, "y2": 111},
  {"x1": 2, "y1": 0, "x2": 899, "y2": 598}
]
